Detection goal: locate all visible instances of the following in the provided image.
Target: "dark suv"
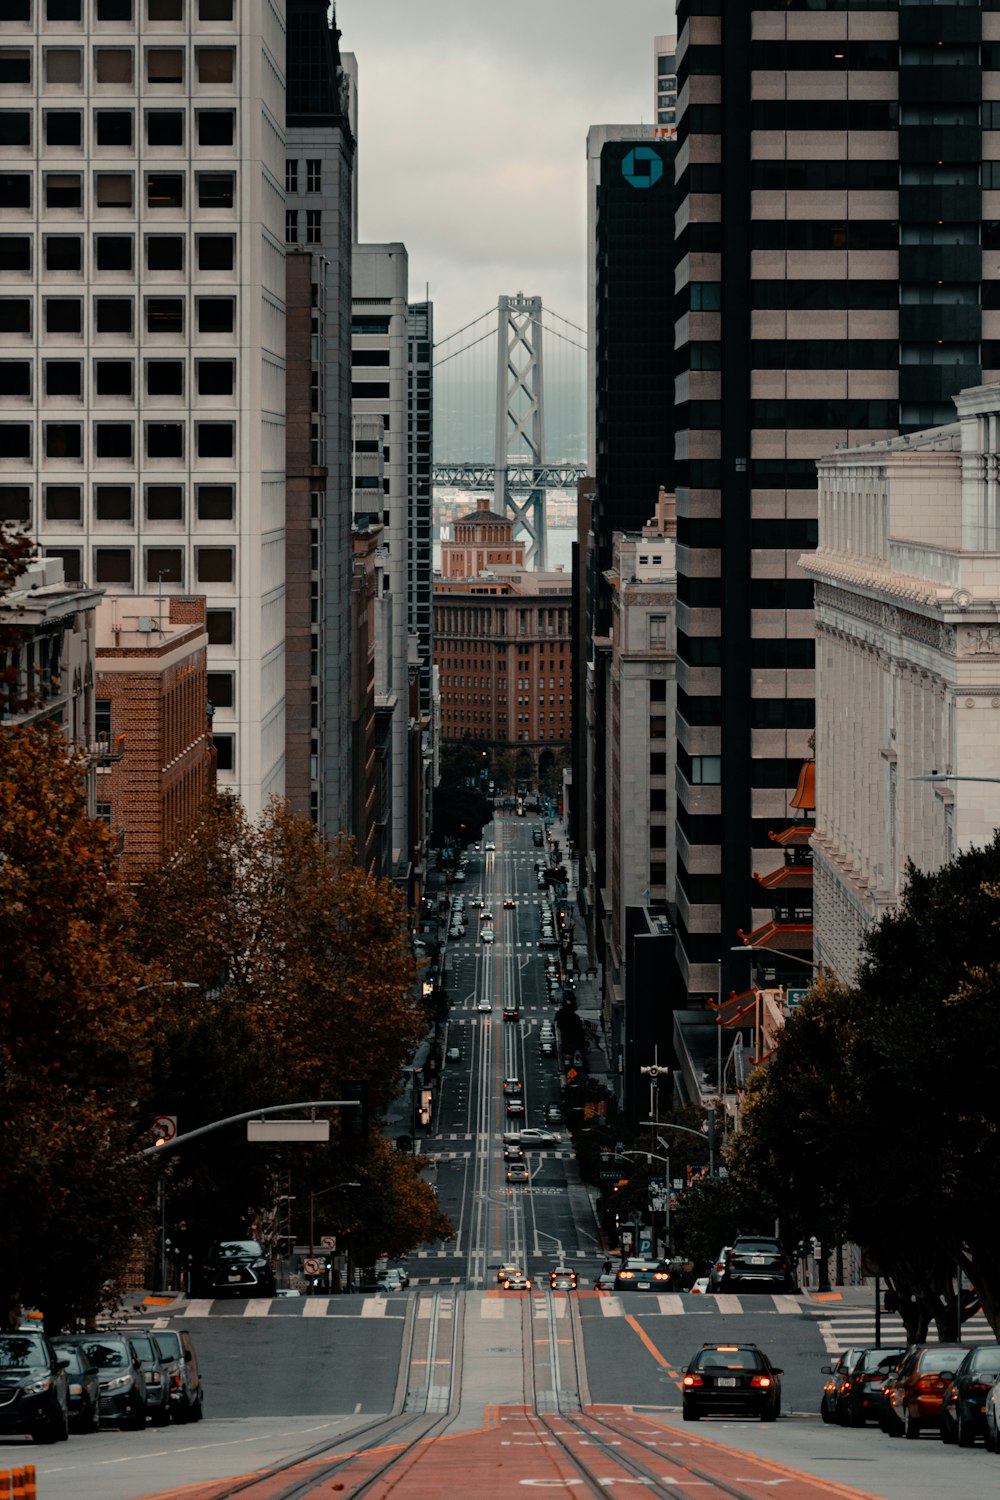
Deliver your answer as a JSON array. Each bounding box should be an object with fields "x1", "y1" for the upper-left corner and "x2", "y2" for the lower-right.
[
  {"x1": 0, "y1": 1331, "x2": 69, "y2": 1444},
  {"x1": 197, "y1": 1238, "x2": 277, "y2": 1298},
  {"x1": 127, "y1": 1330, "x2": 172, "y2": 1426},
  {"x1": 720, "y1": 1237, "x2": 795, "y2": 1294},
  {"x1": 151, "y1": 1329, "x2": 203, "y2": 1423}
]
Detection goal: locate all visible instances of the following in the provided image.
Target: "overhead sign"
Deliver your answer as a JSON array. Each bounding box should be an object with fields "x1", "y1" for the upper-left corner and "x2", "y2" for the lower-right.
[
  {"x1": 152, "y1": 1115, "x2": 177, "y2": 1142},
  {"x1": 247, "y1": 1119, "x2": 330, "y2": 1142}
]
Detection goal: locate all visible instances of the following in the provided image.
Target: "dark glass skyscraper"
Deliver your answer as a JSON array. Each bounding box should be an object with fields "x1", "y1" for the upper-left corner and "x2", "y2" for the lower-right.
[{"x1": 672, "y1": 1, "x2": 993, "y2": 1000}]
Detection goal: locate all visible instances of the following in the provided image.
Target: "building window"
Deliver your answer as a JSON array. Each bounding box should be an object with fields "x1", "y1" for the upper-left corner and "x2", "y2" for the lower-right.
[
  {"x1": 145, "y1": 484, "x2": 183, "y2": 520},
  {"x1": 306, "y1": 159, "x2": 321, "y2": 192},
  {"x1": 146, "y1": 422, "x2": 183, "y2": 458},
  {"x1": 0, "y1": 363, "x2": 30, "y2": 399},
  {"x1": 95, "y1": 173, "x2": 133, "y2": 209},
  {"x1": 146, "y1": 235, "x2": 183, "y2": 272},
  {"x1": 196, "y1": 235, "x2": 234, "y2": 271},
  {"x1": 94, "y1": 484, "x2": 132, "y2": 520},
  {"x1": 198, "y1": 0, "x2": 232, "y2": 17},
  {"x1": 146, "y1": 297, "x2": 183, "y2": 333},
  {"x1": 94, "y1": 422, "x2": 133, "y2": 459},
  {"x1": 213, "y1": 732, "x2": 234, "y2": 771},
  {"x1": 45, "y1": 423, "x2": 82, "y2": 460},
  {"x1": 197, "y1": 110, "x2": 234, "y2": 147},
  {"x1": 146, "y1": 48, "x2": 183, "y2": 84},
  {"x1": 44, "y1": 484, "x2": 82, "y2": 521},
  {"x1": 146, "y1": 359, "x2": 183, "y2": 396},
  {"x1": 95, "y1": 111, "x2": 133, "y2": 148},
  {"x1": 196, "y1": 361, "x2": 234, "y2": 397},
  {"x1": 0, "y1": 486, "x2": 30, "y2": 522},
  {"x1": 95, "y1": 235, "x2": 133, "y2": 272},
  {"x1": 45, "y1": 361, "x2": 81, "y2": 398},
  {"x1": 306, "y1": 209, "x2": 321, "y2": 243},
  {"x1": 44, "y1": 547, "x2": 82, "y2": 582},
  {"x1": 95, "y1": 49, "x2": 134, "y2": 84},
  {"x1": 207, "y1": 670, "x2": 233, "y2": 708},
  {"x1": 196, "y1": 423, "x2": 234, "y2": 458},
  {"x1": 94, "y1": 699, "x2": 112, "y2": 740},
  {"x1": 196, "y1": 48, "x2": 234, "y2": 84},
  {"x1": 649, "y1": 615, "x2": 667, "y2": 645},
  {"x1": 206, "y1": 607, "x2": 234, "y2": 644},
  {"x1": 44, "y1": 114, "x2": 81, "y2": 148},
  {"x1": 284, "y1": 210, "x2": 298, "y2": 244},
  {"x1": 145, "y1": 546, "x2": 183, "y2": 583},
  {"x1": 690, "y1": 755, "x2": 721, "y2": 785},
  {"x1": 94, "y1": 297, "x2": 132, "y2": 334},
  {"x1": 45, "y1": 172, "x2": 83, "y2": 209},
  {"x1": 285, "y1": 159, "x2": 298, "y2": 193},
  {"x1": 197, "y1": 297, "x2": 234, "y2": 333},
  {"x1": 197, "y1": 172, "x2": 234, "y2": 209},
  {"x1": 196, "y1": 547, "x2": 234, "y2": 583},
  {"x1": 147, "y1": 172, "x2": 183, "y2": 208},
  {"x1": 45, "y1": 50, "x2": 83, "y2": 85},
  {"x1": 94, "y1": 547, "x2": 133, "y2": 585},
  {"x1": 196, "y1": 482, "x2": 233, "y2": 518},
  {"x1": 94, "y1": 360, "x2": 133, "y2": 397}
]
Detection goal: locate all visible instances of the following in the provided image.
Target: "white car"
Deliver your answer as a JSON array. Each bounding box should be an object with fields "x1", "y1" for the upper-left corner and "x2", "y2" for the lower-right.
[
  {"x1": 484, "y1": 841, "x2": 496, "y2": 851},
  {"x1": 689, "y1": 1277, "x2": 710, "y2": 1295},
  {"x1": 480, "y1": 927, "x2": 494, "y2": 944},
  {"x1": 506, "y1": 1127, "x2": 559, "y2": 1147},
  {"x1": 453, "y1": 870, "x2": 465, "y2": 882},
  {"x1": 477, "y1": 998, "x2": 492, "y2": 1013}
]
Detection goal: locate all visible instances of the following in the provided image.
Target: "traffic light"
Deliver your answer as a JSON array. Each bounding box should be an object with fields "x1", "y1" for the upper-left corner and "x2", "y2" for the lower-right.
[{"x1": 341, "y1": 1080, "x2": 369, "y2": 1139}]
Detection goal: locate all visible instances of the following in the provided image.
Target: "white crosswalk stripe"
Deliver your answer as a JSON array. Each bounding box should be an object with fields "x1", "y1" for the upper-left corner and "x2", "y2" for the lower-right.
[
  {"x1": 242, "y1": 1298, "x2": 272, "y2": 1317},
  {"x1": 600, "y1": 1296, "x2": 624, "y2": 1318},
  {"x1": 813, "y1": 1308, "x2": 996, "y2": 1354},
  {"x1": 360, "y1": 1298, "x2": 387, "y2": 1318}
]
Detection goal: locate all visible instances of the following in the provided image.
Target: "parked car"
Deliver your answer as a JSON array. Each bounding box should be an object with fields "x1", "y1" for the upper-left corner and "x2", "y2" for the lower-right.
[
  {"x1": 67, "y1": 1333, "x2": 146, "y2": 1430},
  {"x1": 820, "y1": 1348, "x2": 864, "y2": 1424},
  {"x1": 939, "y1": 1344, "x2": 1000, "y2": 1446},
  {"x1": 682, "y1": 1342, "x2": 782, "y2": 1422},
  {"x1": 708, "y1": 1246, "x2": 733, "y2": 1292},
  {"x1": 0, "y1": 1331, "x2": 70, "y2": 1444},
  {"x1": 150, "y1": 1328, "x2": 203, "y2": 1424},
  {"x1": 377, "y1": 1268, "x2": 408, "y2": 1293},
  {"x1": 50, "y1": 1340, "x2": 99, "y2": 1433},
  {"x1": 720, "y1": 1237, "x2": 795, "y2": 1294},
  {"x1": 888, "y1": 1343, "x2": 968, "y2": 1439},
  {"x1": 127, "y1": 1330, "x2": 172, "y2": 1426},
  {"x1": 540, "y1": 1039, "x2": 555, "y2": 1056},
  {"x1": 985, "y1": 1370, "x2": 1000, "y2": 1451},
  {"x1": 839, "y1": 1346, "x2": 907, "y2": 1428},
  {"x1": 689, "y1": 1277, "x2": 710, "y2": 1295},
  {"x1": 197, "y1": 1238, "x2": 277, "y2": 1298}
]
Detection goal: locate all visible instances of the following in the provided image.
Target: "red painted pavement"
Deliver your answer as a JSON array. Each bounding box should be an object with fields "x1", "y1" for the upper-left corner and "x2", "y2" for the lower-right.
[{"x1": 146, "y1": 1403, "x2": 885, "y2": 1500}]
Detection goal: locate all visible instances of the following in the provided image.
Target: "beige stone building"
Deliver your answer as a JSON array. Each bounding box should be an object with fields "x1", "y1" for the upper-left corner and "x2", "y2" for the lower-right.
[{"x1": 805, "y1": 383, "x2": 1000, "y2": 983}]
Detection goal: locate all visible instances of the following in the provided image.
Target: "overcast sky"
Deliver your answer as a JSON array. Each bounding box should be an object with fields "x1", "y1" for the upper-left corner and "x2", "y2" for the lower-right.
[{"x1": 336, "y1": 0, "x2": 674, "y2": 345}]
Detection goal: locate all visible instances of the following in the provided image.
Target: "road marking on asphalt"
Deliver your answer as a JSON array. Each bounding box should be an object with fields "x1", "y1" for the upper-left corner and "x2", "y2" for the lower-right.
[
  {"x1": 713, "y1": 1294, "x2": 743, "y2": 1314},
  {"x1": 303, "y1": 1298, "x2": 329, "y2": 1317},
  {"x1": 772, "y1": 1294, "x2": 801, "y2": 1313},
  {"x1": 624, "y1": 1314, "x2": 670, "y2": 1369},
  {"x1": 242, "y1": 1299, "x2": 272, "y2": 1317},
  {"x1": 655, "y1": 1294, "x2": 685, "y2": 1316},
  {"x1": 361, "y1": 1298, "x2": 387, "y2": 1317},
  {"x1": 599, "y1": 1297, "x2": 624, "y2": 1318},
  {"x1": 181, "y1": 1300, "x2": 213, "y2": 1317}
]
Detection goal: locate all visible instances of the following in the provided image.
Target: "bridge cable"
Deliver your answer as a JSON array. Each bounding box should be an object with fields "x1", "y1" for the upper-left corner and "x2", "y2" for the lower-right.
[
  {"x1": 434, "y1": 308, "x2": 496, "y2": 346},
  {"x1": 432, "y1": 327, "x2": 496, "y2": 369}
]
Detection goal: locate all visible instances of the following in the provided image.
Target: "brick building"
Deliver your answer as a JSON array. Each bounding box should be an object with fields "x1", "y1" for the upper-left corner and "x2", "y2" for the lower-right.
[
  {"x1": 94, "y1": 594, "x2": 214, "y2": 875},
  {"x1": 433, "y1": 509, "x2": 572, "y2": 768}
]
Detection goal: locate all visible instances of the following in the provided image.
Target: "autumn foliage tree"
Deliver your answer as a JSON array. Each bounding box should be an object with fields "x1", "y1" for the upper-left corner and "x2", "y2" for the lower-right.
[
  {"x1": 129, "y1": 796, "x2": 445, "y2": 1254},
  {"x1": 0, "y1": 721, "x2": 155, "y2": 1330}
]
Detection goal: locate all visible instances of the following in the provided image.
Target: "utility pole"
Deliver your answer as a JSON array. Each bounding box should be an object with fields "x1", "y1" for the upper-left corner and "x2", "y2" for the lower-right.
[{"x1": 639, "y1": 1053, "x2": 670, "y2": 1257}]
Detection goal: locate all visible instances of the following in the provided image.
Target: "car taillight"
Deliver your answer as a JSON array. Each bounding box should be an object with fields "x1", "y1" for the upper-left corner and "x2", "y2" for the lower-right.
[
  {"x1": 915, "y1": 1374, "x2": 942, "y2": 1392},
  {"x1": 864, "y1": 1372, "x2": 885, "y2": 1384},
  {"x1": 750, "y1": 1375, "x2": 772, "y2": 1389},
  {"x1": 968, "y1": 1382, "x2": 991, "y2": 1394},
  {"x1": 841, "y1": 1379, "x2": 852, "y2": 1393},
  {"x1": 619, "y1": 1271, "x2": 634, "y2": 1279},
  {"x1": 683, "y1": 1374, "x2": 703, "y2": 1388},
  {"x1": 654, "y1": 1272, "x2": 670, "y2": 1281}
]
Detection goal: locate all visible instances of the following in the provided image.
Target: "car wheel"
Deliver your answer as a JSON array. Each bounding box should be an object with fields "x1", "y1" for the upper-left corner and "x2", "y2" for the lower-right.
[
  {"x1": 32, "y1": 1423, "x2": 61, "y2": 1445},
  {"x1": 56, "y1": 1407, "x2": 69, "y2": 1442},
  {"x1": 123, "y1": 1398, "x2": 146, "y2": 1432},
  {"x1": 957, "y1": 1411, "x2": 975, "y2": 1449},
  {"x1": 903, "y1": 1408, "x2": 920, "y2": 1440},
  {"x1": 151, "y1": 1403, "x2": 171, "y2": 1428},
  {"x1": 820, "y1": 1397, "x2": 834, "y2": 1424},
  {"x1": 682, "y1": 1407, "x2": 700, "y2": 1421},
  {"x1": 985, "y1": 1417, "x2": 996, "y2": 1453},
  {"x1": 849, "y1": 1403, "x2": 865, "y2": 1429},
  {"x1": 836, "y1": 1400, "x2": 850, "y2": 1428},
  {"x1": 760, "y1": 1404, "x2": 778, "y2": 1423},
  {"x1": 190, "y1": 1391, "x2": 204, "y2": 1423}
]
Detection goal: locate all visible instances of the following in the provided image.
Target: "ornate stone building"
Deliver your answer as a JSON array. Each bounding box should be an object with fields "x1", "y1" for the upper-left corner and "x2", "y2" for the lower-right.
[{"x1": 805, "y1": 383, "x2": 1000, "y2": 983}]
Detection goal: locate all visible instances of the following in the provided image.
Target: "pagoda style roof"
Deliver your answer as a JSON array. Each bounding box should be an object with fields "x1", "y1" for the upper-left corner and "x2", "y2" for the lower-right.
[
  {"x1": 753, "y1": 865, "x2": 813, "y2": 892},
  {"x1": 735, "y1": 920, "x2": 814, "y2": 954}
]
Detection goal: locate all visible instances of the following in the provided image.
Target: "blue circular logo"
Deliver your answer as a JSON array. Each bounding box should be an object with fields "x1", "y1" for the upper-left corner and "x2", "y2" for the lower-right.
[{"x1": 622, "y1": 146, "x2": 663, "y2": 190}]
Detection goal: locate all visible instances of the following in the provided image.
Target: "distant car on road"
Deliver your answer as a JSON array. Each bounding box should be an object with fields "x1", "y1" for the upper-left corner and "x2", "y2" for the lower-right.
[
  {"x1": 196, "y1": 1238, "x2": 277, "y2": 1299},
  {"x1": 477, "y1": 998, "x2": 492, "y2": 1013},
  {"x1": 505, "y1": 1097, "x2": 525, "y2": 1116},
  {"x1": 501, "y1": 1271, "x2": 532, "y2": 1291},
  {"x1": 503, "y1": 1005, "x2": 519, "y2": 1022},
  {"x1": 495, "y1": 1263, "x2": 521, "y2": 1284},
  {"x1": 682, "y1": 1342, "x2": 783, "y2": 1422},
  {"x1": 377, "y1": 1269, "x2": 408, "y2": 1293},
  {"x1": 481, "y1": 927, "x2": 494, "y2": 944},
  {"x1": 503, "y1": 1077, "x2": 523, "y2": 1095},
  {"x1": 544, "y1": 1104, "x2": 562, "y2": 1125},
  {"x1": 503, "y1": 897, "x2": 517, "y2": 908},
  {"x1": 549, "y1": 1266, "x2": 578, "y2": 1290},
  {"x1": 720, "y1": 1237, "x2": 795, "y2": 1294},
  {"x1": 485, "y1": 841, "x2": 496, "y2": 851},
  {"x1": 615, "y1": 1258, "x2": 673, "y2": 1292},
  {"x1": 507, "y1": 1127, "x2": 559, "y2": 1147},
  {"x1": 505, "y1": 1161, "x2": 530, "y2": 1183},
  {"x1": 469, "y1": 897, "x2": 485, "y2": 908},
  {"x1": 838, "y1": 1346, "x2": 906, "y2": 1429},
  {"x1": 503, "y1": 1141, "x2": 524, "y2": 1162},
  {"x1": 594, "y1": 1268, "x2": 618, "y2": 1292}
]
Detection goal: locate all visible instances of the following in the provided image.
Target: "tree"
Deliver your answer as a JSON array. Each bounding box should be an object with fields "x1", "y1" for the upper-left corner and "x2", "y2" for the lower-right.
[
  {"x1": 731, "y1": 837, "x2": 1000, "y2": 1339},
  {"x1": 0, "y1": 721, "x2": 154, "y2": 1329},
  {"x1": 343, "y1": 1137, "x2": 453, "y2": 1267},
  {"x1": 129, "y1": 797, "x2": 427, "y2": 1251},
  {"x1": 431, "y1": 784, "x2": 492, "y2": 848}
]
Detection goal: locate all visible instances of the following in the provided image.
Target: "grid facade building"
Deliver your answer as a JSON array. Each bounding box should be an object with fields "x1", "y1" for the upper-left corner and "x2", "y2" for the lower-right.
[
  {"x1": 407, "y1": 300, "x2": 433, "y2": 719},
  {"x1": 0, "y1": 0, "x2": 288, "y2": 816},
  {"x1": 673, "y1": 1, "x2": 996, "y2": 999}
]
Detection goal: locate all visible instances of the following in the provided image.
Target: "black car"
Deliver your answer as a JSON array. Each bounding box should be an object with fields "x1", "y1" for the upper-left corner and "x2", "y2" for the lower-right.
[
  {"x1": 682, "y1": 1343, "x2": 783, "y2": 1422},
  {"x1": 197, "y1": 1237, "x2": 277, "y2": 1298},
  {"x1": 940, "y1": 1344, "x2": 1000, "y2": 1446},
  {"x1": 127, "y1": 1330, "x2": 173, "y2": 1426},
  {"x1": 614, "y1": 1258, "x2": 673, "y2": 1292},
  {"x1": 838, "y1": 1346, "x2": 907, "y2": 1428},
  {"x1": 720, "y1": 1236, "x2": 795, "y2": 1293},
  {"x1": 503, "y1": 1006, "x2": 519, "y2": 1022},
  {"x1": 151, "y1": 1328, "x2": 203, "y2": 1423},
  {"x1": 0, "y1": 1331, "x2": 70, "y2": 1444},
  {"x1": 51, "y1": 1340, "x2": 100, "y2": 1433},
  {"x1": 67, "y1": 1333, "x2": 146, "y2": 1430}
]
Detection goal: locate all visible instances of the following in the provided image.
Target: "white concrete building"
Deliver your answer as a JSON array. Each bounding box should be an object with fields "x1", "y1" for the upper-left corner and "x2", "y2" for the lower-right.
[
  {"x1": 0, "y1": 0, "x2": 287, "y2": 815},
  {"x1": 805, "y1": 383, "x2": 1000, "y2": 983}
]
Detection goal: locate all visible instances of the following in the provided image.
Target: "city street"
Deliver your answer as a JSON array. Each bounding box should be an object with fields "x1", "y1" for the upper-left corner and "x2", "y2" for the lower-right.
[{"x1": 12, "y1": 820, "x2": 999, "y2": 1500}]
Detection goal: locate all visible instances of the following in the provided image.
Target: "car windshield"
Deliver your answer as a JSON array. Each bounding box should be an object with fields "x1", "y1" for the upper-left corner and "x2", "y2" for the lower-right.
[
  {"x1": 861, "y1": 1347, "x2": 905, "y2": 1371},
  {"x1": 734, "y1": 1241, "x2": 779, "y2": 1255},
  {"x1": 53, "y1": 1346, "x2": 85, "y2": 1374},
  {"x1": 918, "y1": 1349, "x2": 965, "y2": 1372},
  {"x1": 129, "y1": 1334, "x2": 155, "y2": 1361},
  {"x1": 966, "y1": 1348, "x2": 1000, "y2": 1375},
  {"x1": 0, "y1": 1336, "x2": 48, "y2": 1371},
  {"x1": 78, "y1": 1339, "x2": 129, "y2": 1369},
  {"x1": 152, "y1": 1333, "x2": 181, "y2": 1359},
  {"x1": 210, "y1": 1240, "x2": 259, "y2": 1258},
  {"x1": 694, "y1": 1348, "x2": 764, "y2": 1371}
]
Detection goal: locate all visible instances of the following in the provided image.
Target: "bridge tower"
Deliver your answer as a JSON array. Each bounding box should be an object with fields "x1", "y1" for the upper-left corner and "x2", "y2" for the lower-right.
[{"x1": 493, "y1": 293, "x2": 548, "y2": 569}]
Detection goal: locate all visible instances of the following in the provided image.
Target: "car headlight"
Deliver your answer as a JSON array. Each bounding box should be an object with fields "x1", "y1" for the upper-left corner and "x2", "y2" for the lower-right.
[
  {"x1": 26, "y1": 1376, "x2": 53, "y2": 1395},
  {"x1": 145, "y1": 1372, "x2": 162, "y2": 1385},
  {"x1": 251, "y1": 1258, "x2": 267, "y2": 1268},
  {"x1": 103, "y1": 1373, "x2": 132, "y2": 1392}
]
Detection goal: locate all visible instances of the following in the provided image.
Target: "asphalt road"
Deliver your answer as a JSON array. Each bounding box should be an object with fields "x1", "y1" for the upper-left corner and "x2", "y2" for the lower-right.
[{"x1": 16, "y1": 817, "x2": 1000, "y2": 1498}]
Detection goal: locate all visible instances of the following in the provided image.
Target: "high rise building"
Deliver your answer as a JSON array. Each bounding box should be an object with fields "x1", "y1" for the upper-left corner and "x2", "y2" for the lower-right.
[
  {"x1": 672, "y1": 1, "x2": 994, "y2": 1000},
  {"x1": 653, "y1": 34, "x2": 677, "y2": 130},
  {"x1": 0, "y1": 0, "x2": 288, "y2": 816},
  {"x1": 407, "y1": 301, "x2": 434, "y2": 720},
  {"x1": 284, "y1": 0, "x2": 355, "y2": 835}
]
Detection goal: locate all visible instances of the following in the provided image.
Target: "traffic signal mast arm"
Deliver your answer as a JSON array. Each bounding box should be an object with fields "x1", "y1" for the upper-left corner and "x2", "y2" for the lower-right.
[{"x1": 135, "y1": 1099, "x2": 361, "y2": 1159}]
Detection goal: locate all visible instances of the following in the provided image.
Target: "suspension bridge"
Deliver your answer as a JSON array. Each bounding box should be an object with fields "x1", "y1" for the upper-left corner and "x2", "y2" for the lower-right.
[{"x1": 433, "y1": 294, "x2": 586, "y2": 570}]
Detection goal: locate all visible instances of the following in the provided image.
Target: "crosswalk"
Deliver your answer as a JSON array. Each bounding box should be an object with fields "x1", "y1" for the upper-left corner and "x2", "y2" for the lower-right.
[{"x1": 812, "y1": 1307, "x2": 997, "y2": 1354}]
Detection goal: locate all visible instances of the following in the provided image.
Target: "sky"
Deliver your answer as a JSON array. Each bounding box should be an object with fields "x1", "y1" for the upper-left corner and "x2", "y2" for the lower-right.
[{"x1": 336, "y1": 0, "x2": 674, "y2": 347}]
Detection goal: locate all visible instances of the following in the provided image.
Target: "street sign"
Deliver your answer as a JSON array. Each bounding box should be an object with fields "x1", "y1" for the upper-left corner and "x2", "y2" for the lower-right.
[
  {"x1": 247, "y1": 1119, "x2": 330, "y2": 1142},
  {"x1": 320, "y1": 1235, "x2": 336, "y2": 1250},
  {"x1": 303, "y1": 1258, "x2": 321, "y2": 1275},
  {"x1": 152, "y1": 1114, "x2": 177, "y2": 1142},
  {"x1": 786, "y1": 987, "x2": 809, "y2": 1008}
]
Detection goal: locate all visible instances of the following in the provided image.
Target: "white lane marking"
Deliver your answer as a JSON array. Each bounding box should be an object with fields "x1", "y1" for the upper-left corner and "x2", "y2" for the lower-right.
[
  {"x1": 361, "y1": 1298, "x2": 387, "y2": 1317},
  {"x1": 599, "y1": 1297, "x2": 624, "y2": 1318},
  {"x1": 481, "y1": 1299, "x2": 505, "y2": 1318},
  {"x1": 303, "y1": 1298, "x2": 329, "y2": 1317},
  {"x1": 242, "y1": 1299, "x2": 273, "y2": 1317},
  {"x1": 181, "y1": 1299, "x2": 213, "y2": 1317},
  {"x1": 656, "y1": 1294, "x2": 686, "y2": 1316},
  {"x1": 712, "y1": 1294, "x2": 743, "y2": 1314},
  {"x1": 772, "y1": 1294, "x2": 801, "y2": 1314}
]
